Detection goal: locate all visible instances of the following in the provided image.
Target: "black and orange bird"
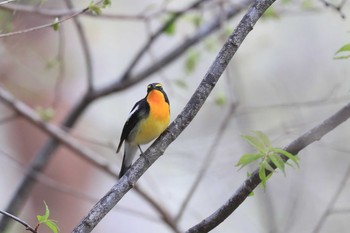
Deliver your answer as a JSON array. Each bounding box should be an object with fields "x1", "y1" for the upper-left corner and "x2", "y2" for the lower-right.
[{"x1": 117, "y1": 83, "x2": 170, "y2": 178}]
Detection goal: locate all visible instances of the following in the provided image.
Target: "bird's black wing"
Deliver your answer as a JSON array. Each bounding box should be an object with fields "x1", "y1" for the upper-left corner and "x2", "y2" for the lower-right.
[{"x1": 116, "y1": 98, "x2": 150, "y2": 153}]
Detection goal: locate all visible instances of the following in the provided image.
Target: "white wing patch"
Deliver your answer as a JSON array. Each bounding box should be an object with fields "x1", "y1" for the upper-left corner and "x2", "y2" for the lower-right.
[{"x1": 128, "y1": 104, "x2": 139, "y2": 120}]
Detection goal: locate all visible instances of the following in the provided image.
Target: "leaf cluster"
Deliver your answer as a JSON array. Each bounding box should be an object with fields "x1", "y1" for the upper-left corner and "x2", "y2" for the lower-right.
[
  {"x1": 36, "y1": 201, "x2": 59, "y2": 233},
  {"x1": 236, "y1": 131, "x2": 299, "y2": 188}
]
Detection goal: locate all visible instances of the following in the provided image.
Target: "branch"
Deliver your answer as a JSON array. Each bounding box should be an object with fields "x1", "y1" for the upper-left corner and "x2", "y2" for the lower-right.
[
  {"x1": 0, "y1": 0, "x2": 103, "y2": 38},
  {"x1": 186, "y1": 101, "x2": 350, "y2": 232},
  {"x1": 64, "y1": 0, "x2": 94, "y2": 92},
  {"x1": 0, "y1": 1, "x2": 250, "y2": 231},
  {"x1": 72, "y1": 0, "x2": 274, "y2": 231},
  {"x1": 0, "y1": 0, "x2": 15, "y2": 5},
  {"x1": 0, "y1": 2, "x2": 191, "y2": 20},
  {"x1": 0, "y1": 86, "x2": 179, "y2": 233},
  {"x1": 0, "y1": 210, "x2": 37, "y2": 233},
  {"x1": 311, "y1": 163, "x2": 350, "y2": 233}
]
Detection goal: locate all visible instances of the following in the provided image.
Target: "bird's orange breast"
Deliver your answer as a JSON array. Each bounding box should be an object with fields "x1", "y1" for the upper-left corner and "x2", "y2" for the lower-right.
[{"x1": 133, "y1": 90, "x2": 170, "y2": 145}]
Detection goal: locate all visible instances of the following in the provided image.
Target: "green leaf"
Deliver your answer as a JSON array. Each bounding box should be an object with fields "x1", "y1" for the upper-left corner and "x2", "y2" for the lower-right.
[
  {"x1": 334, "y1": 43, "x2": 350, "y2": 59},
  {"x1": 272, "y1": 148, "x2": 299, "y2": 167},
  {"x1": 334, "y1": 55, "x2": 350, "y2": 60},
  {"x1": 163, "y1": 14, "x2": 176, "y2": 36},
  {"x1": 103, "y1": 0, "x2": 111, "y2": 8},
  {"x1": 335, "y1": 43, "x2": 350, "y2": 54},
  {"x1": 241, "y1": 135, "x2": 267, "y2": 154},
  {"x1": 52, "y1": 17, "x2": 60, "y2": 31},
  {"x1": 37, "y1": 201, "x2": 50, "y2": 223},
  {"x1": 89, "y1": 1, "x2": 102, "y2": 15},
  {"x1": 259, "y1": 164, "x2": 267, "y2": 189},
  {"x1": 45, "y1": 220, "x2": 59, "y2": 233},
  {"x1": 184, "y1": 50, "x2": 200, "y2": 74},
  {"x1": 253, "y1": 131, "x2": 272, "y2": 148},
  {"x1": 248, "y1": 191, "x2": 255, "y2": 196},
  {"x1": 269, "y1": 153, "x2": 285, "y2": 175},
  {"x1": 236, "y1": 153, "x2": 263, "y2": 168},
  {"x1": 262, "y1": 160, "x2": 275, "y2": 172}
]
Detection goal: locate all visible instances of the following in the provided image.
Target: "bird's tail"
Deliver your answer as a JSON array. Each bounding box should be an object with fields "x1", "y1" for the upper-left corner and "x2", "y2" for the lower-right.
[{"x1": 119, "y1": 143, "x2": 138, "y2": 178}]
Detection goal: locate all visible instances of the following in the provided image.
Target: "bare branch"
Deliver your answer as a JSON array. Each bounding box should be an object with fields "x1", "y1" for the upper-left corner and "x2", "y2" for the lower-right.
[
  {"x1": 186, "y1": 101, "x2": 350, "y2": 233},
  {"x1": 0, "y1": 210, "x2": 37, "y2": 233},
  {"x1": 0, "y1": 86, "x2": 179, "y2": 233},
  {"x1": 63, "y1": 0, "x2": 94, "y2": 92},
  {"x1": 311, "y1": 163, "x2": 350, "y2": 233},
  {"x1": 51, "y1": 26, "x2": 66, "y2": 108},
  {"x1": 319, "y1": 0, "x2": 347, "y2": 18},
  {"x1": 0, "y1": 0, "x2": 15, "y2": 6},
  {"x1": 0, "y1": 1, "x2": 250, "y2": 231},
  {"x1": 0, "y1": 2, "x2": 190, "y2": 20},
  {"x1": 72, "y1": 0, "x2": 273, "y2": 230}
]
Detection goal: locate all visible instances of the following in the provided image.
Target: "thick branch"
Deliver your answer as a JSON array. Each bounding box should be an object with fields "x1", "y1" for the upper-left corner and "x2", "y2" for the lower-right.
[
  {"x1": 0, "y1": 86, "x2": 179, "y2": 233},
  {"x1": 72, "y1": 0, "x2": 273, "y2": 231},
  {"x1": 186, "y1": 101, "x2": 350, "y2": 232},
  {"x1": 0, "y1": 1, "x2": 249, "y2": 231}
]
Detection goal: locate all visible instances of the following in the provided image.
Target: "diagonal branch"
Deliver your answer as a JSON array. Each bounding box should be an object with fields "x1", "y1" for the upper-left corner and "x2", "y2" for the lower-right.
[
  {"x1": 0, "y1": 86, "x2": 180, "y2": 233},
  {"x1": 64, "y1": 0, "x2": 94, "y2": 92},
  {"x1": 0, "y1": 1, "x2": 250, "y2": 231},
  {"x1": 0, "y1": 210, "x2": 36, "y2": 233},
  {"x1": 186, "y1": 101, "x2": 350, "y2": 233},
  {"x1": 72, "y1": 0, "x2": 275, "y2": 231}
]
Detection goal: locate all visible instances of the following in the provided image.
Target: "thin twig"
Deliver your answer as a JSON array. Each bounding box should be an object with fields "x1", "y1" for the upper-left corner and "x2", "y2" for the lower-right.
[
  {"x1": 0, "y1": 210, "x2": 37, "y2": 233},
  {"x1": 0, "y1": 2, "x2": 188, "y2": 20},
  {"x1": 311, "y1": 163, "x2": 350, "y2": 233},
  {"x1": 0, "y1": 0, "x2": 103, "y2": 38},
  {"x1": 0, "y1": 0, "x2": 16, "y2": 6},
  {"x1": 64, "y1": 0, "x2": 94, "y2": 92},
  {"x1": 319, "y1": 0, "x2": 347, "y2": 18},
  {"x1": 52, "y1": 24, "x2": 66, "y2": 108}
]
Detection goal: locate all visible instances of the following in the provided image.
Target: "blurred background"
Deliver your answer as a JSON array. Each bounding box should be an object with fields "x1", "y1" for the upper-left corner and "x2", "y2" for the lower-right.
[{"x1": 0, "y1": 0, "x2": 350, "y2": 232}]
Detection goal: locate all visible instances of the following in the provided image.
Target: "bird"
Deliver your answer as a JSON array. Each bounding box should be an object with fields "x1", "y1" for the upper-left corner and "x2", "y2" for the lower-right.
[{"x1": 117, "y1": 83, "x2": 170, "y2": 178}]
